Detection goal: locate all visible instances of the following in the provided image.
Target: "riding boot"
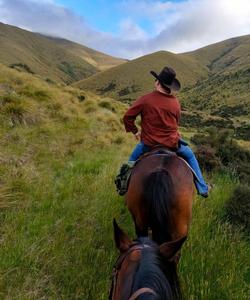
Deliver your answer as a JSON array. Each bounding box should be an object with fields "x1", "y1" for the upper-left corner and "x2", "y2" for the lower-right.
[{"x1": 115, "y1": 161, "x2": 135, "y2": 195}]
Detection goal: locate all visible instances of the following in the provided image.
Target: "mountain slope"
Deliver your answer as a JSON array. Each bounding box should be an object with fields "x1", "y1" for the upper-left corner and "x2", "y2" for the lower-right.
[
  {"x1": 0, "y1": 22, "x2": 100, "y2": 84},
  {"x1": 74, "y1": 50, "x2": 208, "y2": 103},
  {"x1": 180, "y1": 35, "x2": 250, "y2": 119},
  {"x1": 74, "y1": 35, "x2": 250, "y2": 120},
  {"x1": 0, "y1": 22, "x2": 125, "y2": 84},
  {"x1": 47, "y1": 37, "x2": 126, "y2": 71},
  {"x1": 183, "y1": 35, "x2": 250, "y2": 74}
]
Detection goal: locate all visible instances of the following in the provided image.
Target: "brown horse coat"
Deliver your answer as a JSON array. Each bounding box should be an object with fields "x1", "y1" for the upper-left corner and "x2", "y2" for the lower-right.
[{"x1": 125, "y1": 152, "x2": 194, "y2": 244}]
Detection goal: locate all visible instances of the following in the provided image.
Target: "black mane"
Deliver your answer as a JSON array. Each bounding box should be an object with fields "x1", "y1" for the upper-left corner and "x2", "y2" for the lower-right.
[{"x1": 131, "y1": 238, "x2": 181, "y2": 300}]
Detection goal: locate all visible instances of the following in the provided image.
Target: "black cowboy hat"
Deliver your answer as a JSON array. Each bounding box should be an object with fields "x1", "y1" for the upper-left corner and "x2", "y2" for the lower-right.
[{"x1": 150, "y1": 66, "x2": 181, "y2": 91}]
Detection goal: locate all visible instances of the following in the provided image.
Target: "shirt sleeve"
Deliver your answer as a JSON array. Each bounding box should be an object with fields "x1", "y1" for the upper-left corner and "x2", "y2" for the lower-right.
[
  {"x1": 123, "y1": 96, "x2": 144, "y2": 134},
  {"x1": 176, "y1": 98, "x2": 181, "y2": 126}
]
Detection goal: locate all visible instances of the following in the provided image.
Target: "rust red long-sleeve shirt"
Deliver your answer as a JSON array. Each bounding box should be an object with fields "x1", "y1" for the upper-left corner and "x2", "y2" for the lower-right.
[{"x1": 123, "y1": 91, "x2": 181, "y2": 149}]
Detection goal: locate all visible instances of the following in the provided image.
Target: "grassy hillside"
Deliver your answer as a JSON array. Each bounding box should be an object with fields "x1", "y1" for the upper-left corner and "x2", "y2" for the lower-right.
[
  {"x1": 48, "y1": 37, "x2": 126, "y2": 71},
  {"x1": 74, "y1": 35, "x2": 250, "y2": 139},
  {"x1": 180, "y1": 35, "x2": 250, "y2": 128},
  {"x1": 74, "y1": 50, "x2": 208, "y2": 103},
  {"x1": 184, "y1": 35, "x2": 250, "y2": 74},
  {"x1": 0, "y1": 22, "x2": 125, "y2": 84},
  {"x1": 74, "y1": 35, "x2": 250, "y2": 103},
  {"x1": 0, "y1": 63, "x2": 249, "y2": 299}
]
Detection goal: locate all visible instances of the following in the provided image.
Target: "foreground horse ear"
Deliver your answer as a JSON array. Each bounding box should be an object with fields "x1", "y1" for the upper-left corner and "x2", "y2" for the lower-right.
[
  {"x1": 113, "y1": 219, "x2": 133, "y2": 253},
  {"x1": 159, "y1": 236, "x2": 187, "y2": 260}
]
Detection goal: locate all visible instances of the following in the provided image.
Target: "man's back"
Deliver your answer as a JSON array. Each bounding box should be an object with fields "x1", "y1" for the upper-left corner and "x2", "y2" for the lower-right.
[{"x1": 124, "y1": 90, "x2": 181, "y2": 148}]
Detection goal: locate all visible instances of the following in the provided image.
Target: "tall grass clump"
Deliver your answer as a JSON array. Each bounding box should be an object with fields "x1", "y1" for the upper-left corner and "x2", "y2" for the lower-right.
[
  {"x1": 180, "y1": 175, "x2": 250, "y2": 300},
  {"x1": 1, "y1": 64, "x2": 249, "y2": 299},
  {"x1": 224, "y1": 185, "x2": 250, "y2": 233},
  {"x1": 191, "y1": 128, "x2": 250, "y2": 183}
]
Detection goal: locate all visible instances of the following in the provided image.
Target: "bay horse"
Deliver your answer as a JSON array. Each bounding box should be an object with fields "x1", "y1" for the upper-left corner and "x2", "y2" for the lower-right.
[
  {"x1": 125, "y1": 149, "x2": 194, "y2": 245},
  {"x1": 110, "y1": 219, "x2": 186, "y2": 300}
]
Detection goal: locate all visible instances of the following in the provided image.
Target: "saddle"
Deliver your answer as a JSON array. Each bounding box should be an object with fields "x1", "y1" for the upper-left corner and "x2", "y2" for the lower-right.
[
  {"x1": 115, "y1": 147, "x2": 176, "y2": 196},
  {"x1": 115, "y1": 145, "x2": 198, "y2": 196}
]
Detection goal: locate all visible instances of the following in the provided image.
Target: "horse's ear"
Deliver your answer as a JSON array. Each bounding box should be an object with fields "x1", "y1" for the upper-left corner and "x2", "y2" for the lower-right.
[
  {"x1": 113, "y1": 219, "x2": 133, "y2": 253},
  {"x1": 159, "y1": 236, "x2": 187, "y2": 260}
]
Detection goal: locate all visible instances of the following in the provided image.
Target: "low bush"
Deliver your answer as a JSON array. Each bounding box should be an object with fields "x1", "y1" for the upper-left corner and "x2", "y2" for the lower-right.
[
  {"x1": 191, "y1": 129, "x2": 250, "y2": 183},
  {"x1": 98, "y1": 100, "x2": 115, "y2": 112},
  {"x1": 224, "y1": 185, "x2": 250, "y2": 233},
  {"x1": 195, "y1": 145, "x2": 221, "y2": 172}
]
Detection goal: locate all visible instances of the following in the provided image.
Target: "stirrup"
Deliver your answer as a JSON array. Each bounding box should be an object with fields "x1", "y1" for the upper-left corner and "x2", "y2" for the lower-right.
[{"x1": 115, "y1": 164, "x2": 132, "y2": 196}]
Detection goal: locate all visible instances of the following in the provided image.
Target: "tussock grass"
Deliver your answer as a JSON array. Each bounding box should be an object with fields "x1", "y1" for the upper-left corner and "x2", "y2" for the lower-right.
[
  {"x1": 0, "y1": 22, "x2": 98, "y2": 84},
  {"x1": 0, "y1": 64, "x2": 249, "y2": 299}
]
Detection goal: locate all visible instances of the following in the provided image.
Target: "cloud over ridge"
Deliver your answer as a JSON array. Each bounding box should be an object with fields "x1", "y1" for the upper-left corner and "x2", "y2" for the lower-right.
[{"x1": 0, "y1": 0, "x2": 249, "y2": 58}]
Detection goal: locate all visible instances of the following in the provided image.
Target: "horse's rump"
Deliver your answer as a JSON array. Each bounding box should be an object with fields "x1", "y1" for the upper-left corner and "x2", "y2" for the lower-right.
[{"x1": 126, "y1": 151, "x2": 194, "y2": 243}]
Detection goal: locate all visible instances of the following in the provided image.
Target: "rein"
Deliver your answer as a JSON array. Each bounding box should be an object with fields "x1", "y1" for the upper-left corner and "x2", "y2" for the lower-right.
[
  {"x1": 129, "y1": 287, "x2": 157, "y2": 300},
  {"x1": 110, "y1": 243, "x2": 157, "y2": 300}
]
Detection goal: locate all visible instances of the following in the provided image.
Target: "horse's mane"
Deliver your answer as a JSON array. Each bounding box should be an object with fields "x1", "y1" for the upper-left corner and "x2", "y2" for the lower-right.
[{"x1": 132, "y1": 238, "x2": 181, "y2": 300}]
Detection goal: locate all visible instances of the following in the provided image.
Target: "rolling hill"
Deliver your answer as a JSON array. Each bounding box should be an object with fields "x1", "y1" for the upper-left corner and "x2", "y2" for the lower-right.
[
  {"x1": 75, "y1": 35, "x2": 250, "y2": 110},
  {"x1": 74, "y1": 35, "x2": 250, "y2": 138},
  {"x1": 0, "y1": 22, "x2": 125, "y2": 84},
  {"x1": 180, "y1": 35, "x2": 250, "y2": 112},
  {"x1": 47, "y1": 37, "x2": 126, "y2": 71},
  {"x1": 74, "y1": 50, "x2": 208, "y2": 103}
]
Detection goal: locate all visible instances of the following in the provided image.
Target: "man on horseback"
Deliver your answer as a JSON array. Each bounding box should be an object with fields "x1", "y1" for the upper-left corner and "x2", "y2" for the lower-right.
[{"x1": 115, "y1": 66, "x2": 209, "y2": 198}]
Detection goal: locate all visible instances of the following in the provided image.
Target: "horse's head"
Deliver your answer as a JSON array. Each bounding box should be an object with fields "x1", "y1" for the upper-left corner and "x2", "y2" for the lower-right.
[{"x1": 110, "y1": 219, "x2": 186, "y2": 300}]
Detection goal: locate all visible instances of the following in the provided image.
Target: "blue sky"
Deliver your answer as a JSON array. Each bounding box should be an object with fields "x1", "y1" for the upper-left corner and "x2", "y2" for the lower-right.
[
  {"x1": 0, "y1": 0, "x2": 249, "y2": 58},
  {"x1": 55, "y1": 0, "x2": 182, "y2": 35}
]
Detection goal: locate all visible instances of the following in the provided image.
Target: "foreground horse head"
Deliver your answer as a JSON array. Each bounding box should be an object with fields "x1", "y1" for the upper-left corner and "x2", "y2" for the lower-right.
[
  {"x1": 125, "y1": 150, "x2": 194, "y2": 244},
  {"x1": 110, "y1": 219, "x2": 186, "y2": 300}
]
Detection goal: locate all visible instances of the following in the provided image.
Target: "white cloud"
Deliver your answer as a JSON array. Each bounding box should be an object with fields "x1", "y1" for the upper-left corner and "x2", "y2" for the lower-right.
[
  {"x1": 119, "y1": 18, "x2": 148, "y2": 40},
  {"x1": 0, "y1": 0, "x2": 249, "y2": 59}
]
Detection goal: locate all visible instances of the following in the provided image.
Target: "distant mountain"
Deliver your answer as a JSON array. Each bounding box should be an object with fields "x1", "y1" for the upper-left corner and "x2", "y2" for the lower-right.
[
  {"x1": 47, "y1": 37, "x2": 126, "y2": 71},
  {"x1": 183, "y1": 35, "x2": 250, "y2": 74},
  {"x1": 180, "y1": 35, "x2": 250, "y2": 113},
  {"x1": 74, "y1": 35, "x2": 250, "y2": 118},
  {"x1": 0, "y1": 22, "x2": 125, "y2": 84},
  {"x1": 74, "y1": 50, "x2": 208, "y2": 103}
]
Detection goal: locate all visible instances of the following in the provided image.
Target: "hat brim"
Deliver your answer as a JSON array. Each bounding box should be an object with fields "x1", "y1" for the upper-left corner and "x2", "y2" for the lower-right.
[{"x1": 150, "y1": 70, "x2": 181, "y2": 91}]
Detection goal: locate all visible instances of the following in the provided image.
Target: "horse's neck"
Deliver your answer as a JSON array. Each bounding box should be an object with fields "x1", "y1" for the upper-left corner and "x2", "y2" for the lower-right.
[{"x1": 133, "y1": 250, "x2": 173, "y2": 299}]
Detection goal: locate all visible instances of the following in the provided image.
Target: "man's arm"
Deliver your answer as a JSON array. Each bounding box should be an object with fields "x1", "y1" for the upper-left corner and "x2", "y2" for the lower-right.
[
  {"x1": 123, "y1": 97, "x2": 144, "y2": 134},
  {"x1": 176, "y1": 98, "x2": 181, "y2": 126}
]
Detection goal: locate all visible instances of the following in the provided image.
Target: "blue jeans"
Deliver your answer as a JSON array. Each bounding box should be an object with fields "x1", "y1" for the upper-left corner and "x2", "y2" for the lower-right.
[{"x1": 128, "y1": 141, "x2": 208, "y2": 195}]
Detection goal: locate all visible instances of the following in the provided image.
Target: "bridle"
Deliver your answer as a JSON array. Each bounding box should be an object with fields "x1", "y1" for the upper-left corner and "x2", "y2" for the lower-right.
[{"x1": 109, "y1": 242, "x2": 157, "y2": 300}]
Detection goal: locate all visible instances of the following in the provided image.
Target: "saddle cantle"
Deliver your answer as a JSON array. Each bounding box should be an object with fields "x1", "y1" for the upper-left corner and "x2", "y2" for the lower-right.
[
  {"x1": 115, "y1": 146, "x2": 198, "y2": 196},
  {"x1": 115, "y1": 148, "x2": 176, "y2": 196}
]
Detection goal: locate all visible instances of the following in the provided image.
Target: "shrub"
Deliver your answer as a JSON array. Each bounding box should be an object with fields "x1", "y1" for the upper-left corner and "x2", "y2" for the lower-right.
[
  {"x1": 224, "y1": 185, "x2": 250, "y2": 233},
  {"x1": 98, "y1": 100, "x2": 115, "y2": 112},
  {"x1": 78, "y1": 94, "x2": 85, "y2": 102},
  {"x1": 9, "y1": 63, "x2": 34, "y2": 74},
  {"x1": 195, "y1": 145, "x2": 221, "y2": 172},
  {"x1": 192, "y1": 129, "x2": 250, "y2": 183}
]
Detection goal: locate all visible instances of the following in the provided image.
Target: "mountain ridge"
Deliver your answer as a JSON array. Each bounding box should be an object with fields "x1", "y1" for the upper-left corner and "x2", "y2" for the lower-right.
[
  {"x1": 75, "y1": 35, "x2": 250, "y2": 114},
  {"x1": 0, "y1": 22, "x2": 125, "y2": 84}
]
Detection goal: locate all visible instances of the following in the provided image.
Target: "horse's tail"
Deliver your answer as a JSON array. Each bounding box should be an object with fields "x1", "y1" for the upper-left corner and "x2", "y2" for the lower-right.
[{"x1": 143, "y1": 169, "x2": 174, "y2": 244}]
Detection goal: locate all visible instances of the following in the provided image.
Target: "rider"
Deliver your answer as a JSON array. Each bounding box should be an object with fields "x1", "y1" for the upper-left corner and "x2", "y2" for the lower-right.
[{"x1": 115, "y1": 66, "x2": 209, "y2": 197}]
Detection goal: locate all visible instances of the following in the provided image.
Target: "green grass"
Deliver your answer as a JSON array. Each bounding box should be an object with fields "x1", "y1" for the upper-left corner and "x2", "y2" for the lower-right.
[
  {"x1": 0, "y1": 64, "x2": 249, "y2": 299},
  {"x1": 1, "y1": 146, "x2": 249, "y2": 299}
]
